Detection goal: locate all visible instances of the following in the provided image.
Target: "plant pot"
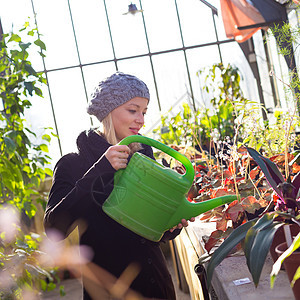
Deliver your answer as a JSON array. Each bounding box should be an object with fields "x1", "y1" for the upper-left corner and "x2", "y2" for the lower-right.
[
  {"x1": 270, "y1": 224, "x2": 300, "y2": 263},
  {"x1": 275, "y1": 242, "x2": 300, "y2": 300}
]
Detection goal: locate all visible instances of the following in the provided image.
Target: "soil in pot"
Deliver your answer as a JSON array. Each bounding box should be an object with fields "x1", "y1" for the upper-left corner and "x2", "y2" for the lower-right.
[{"x1": 275, "y1": 242, "x2": 300, "y2": 300}]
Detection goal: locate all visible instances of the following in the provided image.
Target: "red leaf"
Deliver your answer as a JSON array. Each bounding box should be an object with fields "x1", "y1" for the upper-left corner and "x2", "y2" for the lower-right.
[
  {"x1": 216, "y1": 214, "x2": 228, "y2": 232},
  {"x1": 226, "y1": 201, "x2": 244, "y2": 222},
  {"x1": 199, "y1": 212, "x2": 213, "y2": 221},
  {"x1": 204, "y1": 230, "x2": 224, "y2": 253},
  {"x1": 292, "y1": 163, "x2": 300, "y2": 173},
  {"x1": 211, "y1": 188, "x2": 234, "y2": 198},
  {"x1": 241, "y1": 196, "x2": 261, "y2": 214},
  {"x1": 224, "y1": 177, "x2": 233, "y2": 186},
  {"x1": 249, "y1": 168, "x2": 260, "y2": 180}
]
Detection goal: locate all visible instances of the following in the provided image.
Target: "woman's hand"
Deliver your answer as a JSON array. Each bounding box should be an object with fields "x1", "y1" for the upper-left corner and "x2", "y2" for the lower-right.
[
  {"x1": 169, "y1": 217, "x2": 196, "y2": 233},
  {"x1": 105, "y1": 145, "x2": 130, "y2": 170}
]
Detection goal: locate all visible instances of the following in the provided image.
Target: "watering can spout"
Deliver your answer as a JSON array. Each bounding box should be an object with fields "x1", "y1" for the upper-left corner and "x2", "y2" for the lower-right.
[{"x1": 167, "y1": 194, "x2": 238, "y2": 229}]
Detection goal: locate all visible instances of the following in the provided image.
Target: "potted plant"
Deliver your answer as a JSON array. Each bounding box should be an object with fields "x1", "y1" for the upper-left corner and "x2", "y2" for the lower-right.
[
  {"x1": 203, "y1": 147, "x2": 300, "y2": 296},
  {"x1": 271, "y1": 231, "x2": 300, "y2": 299}
]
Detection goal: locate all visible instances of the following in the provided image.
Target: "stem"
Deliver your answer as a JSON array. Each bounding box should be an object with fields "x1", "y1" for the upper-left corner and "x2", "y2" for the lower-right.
[{"x1": 284, "y1": 225, "x2": 293, "y2": 247}]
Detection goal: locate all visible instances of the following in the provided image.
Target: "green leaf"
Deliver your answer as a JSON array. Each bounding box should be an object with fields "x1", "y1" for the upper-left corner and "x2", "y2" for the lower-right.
[
  {"x1": 59, "y1": 285, "x2": 66, "y2": 296},
  {"x1": 292, "y1": 266, "x2": 300, "y2": 287},
  {"x1": 27, "y1": 29, "x2": 35, "y2": 36},
  {"x1": 1, "y1": 171, "x2": 15, "y2": 191},
  {"x1": 19, "y1": 42, "x2": 31, "y2": 51},
  {"x1": 3, "y1": 136, "x2": 17, "y2": 155},
  {"x1": 24, "y1": 81, "x2": 34, "y2": 96},
  {"x1": 39, "y1": 144, "x2": 49, "y2": 153},
  {"x1": 44, "y1": 168, "x2": 53, "y2": 177},
  {"x1": 39, "y1": 51, "x2": 46, "y2": 58},
  {"x1": 47, "y1": 282, "x2": 56, "y2": 291},
  {"x1": 206, "y1": 218, "x2": 258, "y2": 288},
  {"x1": 245, "y1": 221, "x2": 283, "y2": 286},
  {"x1": 40, "y1": 279, "x2": 47, "y2": 291},
  {"x1": 23, "y1": 201, "x2": 36, "y2": 218},
  {"x1": 42, "y1": 134, "x2": 51, "y2": 143},
  {"x1": 24, "y1": 64, "x2": 37, "y2": 75},
  {"x1": 8, "y1": 34, "x2": 21, "y2": 43},
  {"x1": 34, "y1": 86, "x2": 43, "y2": 97},
  {"x1": 34, "y1": 39, "x2": 46, "y2": 50},
  {"x1": 0, "y1": 64, "x2": 6, "y2": 73}
]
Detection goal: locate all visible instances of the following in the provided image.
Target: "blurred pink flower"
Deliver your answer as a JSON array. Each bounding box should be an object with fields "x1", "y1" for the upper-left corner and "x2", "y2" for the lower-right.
[{"x1": 0, "y1": 206, "x2": 20, "y2": 243}]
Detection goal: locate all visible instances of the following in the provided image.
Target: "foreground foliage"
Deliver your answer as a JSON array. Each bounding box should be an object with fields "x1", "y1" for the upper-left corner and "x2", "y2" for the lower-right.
[{"x1": 0, "y1": 22, "x2": 58, "y2": 298}]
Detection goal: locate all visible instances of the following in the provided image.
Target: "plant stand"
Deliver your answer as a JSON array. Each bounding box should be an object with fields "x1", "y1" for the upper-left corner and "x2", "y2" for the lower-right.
[{"x1": 173, "y1": 220, "x2": 295, "y2": 300}]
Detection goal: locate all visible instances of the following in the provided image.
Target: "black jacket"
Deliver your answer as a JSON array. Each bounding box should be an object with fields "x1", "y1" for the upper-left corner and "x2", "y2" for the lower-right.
[{"x1": 44, "y1": 130, "x2": 179, "y2": 299}]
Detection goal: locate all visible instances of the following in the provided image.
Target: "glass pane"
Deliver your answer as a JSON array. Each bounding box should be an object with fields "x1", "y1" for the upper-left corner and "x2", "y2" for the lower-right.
[
  {"x1": 252, "y1": 32, "x2": 275, "y2": 110},
  {"x1": 176, "y1": 0, "x2": 217, "y2": 46},
  {"x1": 267, "y1": 32, "x2": 291, "y2": 110},
  {"x1": 68, "y1": 0, "x2": 115, "y2": 64},
  {"x1": 1, "y1": 0, "x2": 33, "y2": 31},
  {"x1": 83, "y1": 62, "x2": 117, "y2": 104},
  {"x1": 220, "y1": 42, "x2": 259, "y2": 104},
  {"x1": 33, "y1": 0, "x2": 79, "y2": 70},
  {"x1": 47, "y1": 68, "x2": 91, "y2": 160},
  {"x1": 104, "y1": 0, "x2": 148, "y2": 58},
  {"x1": 208, "y1": 0, "x2": 231, "y2": 41},
  {"x1": 117, "y1": 56, "x2": 160, "y2": 134},
  {"x1": 152, "y1": 51, "x2": 190, "y2": 114},
  {"x1": 186, "y1": 45, "x2": 221, "y2": 109},
  {"x1": 141, "y1": 0, "x2": 182, "y2": 52},
  {"x1": 214, "y1": 4, "x2": 229, "y2": 41},
  {"x1": 24, "y1": 84, "x2": 61, "y2": 168},
  {"x1": 1, "y1": 0, "x2": 44, "y2": 71}
]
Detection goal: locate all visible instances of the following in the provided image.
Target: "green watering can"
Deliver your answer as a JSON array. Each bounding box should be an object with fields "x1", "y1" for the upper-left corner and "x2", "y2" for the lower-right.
[{"x1": 102, "y1": 136, "x2": 237, "y2": 242}]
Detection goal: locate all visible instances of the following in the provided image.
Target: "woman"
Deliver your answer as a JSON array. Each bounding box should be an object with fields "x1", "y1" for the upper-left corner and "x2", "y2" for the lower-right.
[{"x1": 44, "y1": 72, "x2": 193, "y2": 299}]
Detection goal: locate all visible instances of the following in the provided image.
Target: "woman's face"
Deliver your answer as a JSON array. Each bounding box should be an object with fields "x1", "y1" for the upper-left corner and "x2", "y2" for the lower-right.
[{"x1": 111, "y1": 97, "x2": 148, "y2": 142}]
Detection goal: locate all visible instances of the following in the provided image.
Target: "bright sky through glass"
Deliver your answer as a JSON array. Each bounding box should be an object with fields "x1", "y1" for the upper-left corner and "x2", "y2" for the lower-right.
[{"x1": 1, "y1": 0, "x2": 258, "y2": 165}]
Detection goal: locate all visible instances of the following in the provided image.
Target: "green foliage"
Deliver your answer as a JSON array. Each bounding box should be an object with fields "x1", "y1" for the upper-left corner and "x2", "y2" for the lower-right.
[
  {"x1": 241, "y1": 109, "x2": 300, "y2": 156},
  {"x1": 197, "y1": 63, "x2": 248, "y2": 147},
  {"x1": 205, "y1": 213, "x2": 286, "y2": 288},
  {"x1": 0, "y1": 22, "x2": 58, "y2": 298},
  {"x1": 267, "y1": 20, "x2": 300, "y2": 112},
  {"x1": 153, "y1": 102, "x2": 200, "y2": 146},
  {"x1": 153, "y1": 63, "x2": 257, "y2": 150},
  {"x1": 0, "y1": 21, "x2": 52, "y2": 217},
  {"x1": 271, "y1": 22, "x2": 300, "y2": 59}
]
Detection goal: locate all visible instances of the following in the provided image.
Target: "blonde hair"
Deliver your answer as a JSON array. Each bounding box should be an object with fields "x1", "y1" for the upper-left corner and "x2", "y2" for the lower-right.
[
  {"x1": 101, "y1": 113, "x2": 142, "y2": 153},
  {"x1": 102, "y1": 113, "x2": 118, "y2": 145}
]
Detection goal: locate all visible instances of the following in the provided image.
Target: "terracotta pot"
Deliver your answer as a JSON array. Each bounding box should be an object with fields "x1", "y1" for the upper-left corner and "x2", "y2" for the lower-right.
[
  {"x1": 270, "y1": 224, "x2": 300, "y2": 263},
  {"x1": 275, "y1": 242, "x2": 300, "y2": 300}
]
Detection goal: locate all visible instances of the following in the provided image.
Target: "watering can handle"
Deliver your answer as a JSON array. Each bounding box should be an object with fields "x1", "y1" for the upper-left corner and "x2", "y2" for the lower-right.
[{"x1": 119, "y1": 135, "x2": 195, "y2": 184}]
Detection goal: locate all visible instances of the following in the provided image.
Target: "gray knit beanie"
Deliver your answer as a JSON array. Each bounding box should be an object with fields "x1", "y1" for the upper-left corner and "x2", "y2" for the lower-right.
[{"x1": 87, "y1": 72, "x2": 150, "y2": 122}]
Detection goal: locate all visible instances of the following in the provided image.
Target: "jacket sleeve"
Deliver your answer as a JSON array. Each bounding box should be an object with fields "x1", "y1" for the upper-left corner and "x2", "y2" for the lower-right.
[{"x1": 44, "y1": 153, "x2": 116, "y2": 240}]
